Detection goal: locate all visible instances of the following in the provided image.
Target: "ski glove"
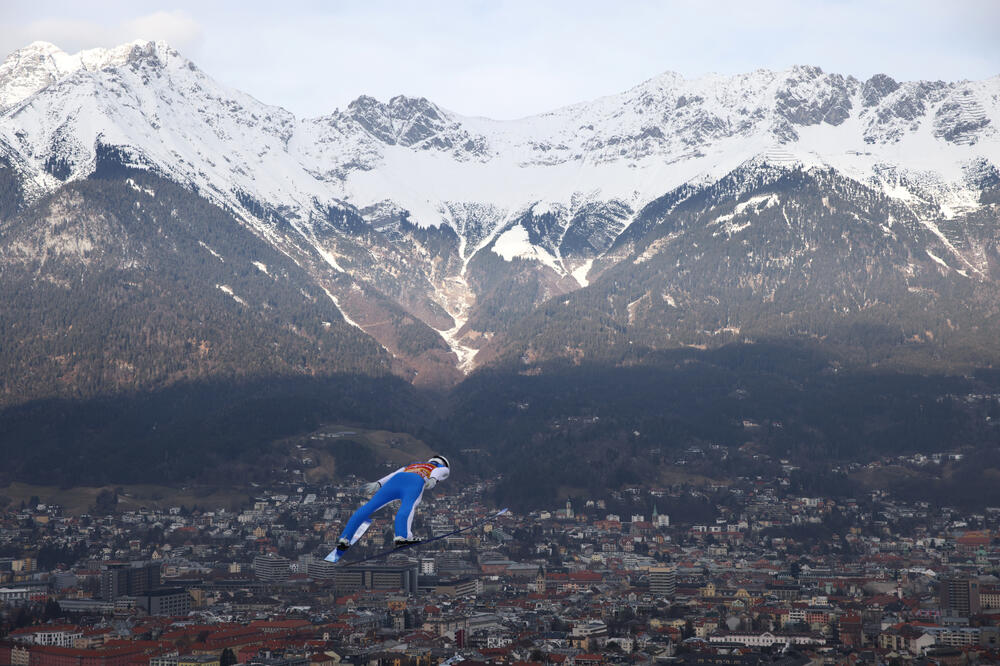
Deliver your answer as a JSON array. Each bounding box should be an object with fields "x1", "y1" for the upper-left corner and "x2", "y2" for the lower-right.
[
  {"x1": 363, "y1": 481, "x2": 381, "y2": 496},
  {"x1": 425, "y1": 476, "x2": 437, "y2": 489}
]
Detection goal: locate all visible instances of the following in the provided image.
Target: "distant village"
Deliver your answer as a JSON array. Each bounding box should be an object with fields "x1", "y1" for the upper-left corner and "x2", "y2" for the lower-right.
[{"x1": 2, "y1": 447, "x2": 1000, "y2": 666}]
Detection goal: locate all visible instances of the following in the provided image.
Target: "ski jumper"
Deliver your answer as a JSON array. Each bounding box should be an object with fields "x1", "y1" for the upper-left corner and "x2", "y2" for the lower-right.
[{"x1": 338, "y1": 461, "x2": 450, "y2": 543}]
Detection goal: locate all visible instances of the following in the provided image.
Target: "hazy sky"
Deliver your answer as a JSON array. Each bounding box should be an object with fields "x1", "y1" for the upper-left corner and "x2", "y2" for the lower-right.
[{"x1": 2, "y1": 1, "x2": 998, "y2": 119}]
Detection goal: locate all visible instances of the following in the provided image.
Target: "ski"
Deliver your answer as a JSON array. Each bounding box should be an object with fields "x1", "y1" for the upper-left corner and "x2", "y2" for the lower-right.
[
  {"x1": 331, "y1": 508, "x2": 509, "y2": 566},
  {"x1": 323, "y1": 519, "x2": 373, "y2": 563}
]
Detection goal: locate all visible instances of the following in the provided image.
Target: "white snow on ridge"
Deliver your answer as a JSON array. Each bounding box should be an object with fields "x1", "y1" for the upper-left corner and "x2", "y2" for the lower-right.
[
  {"x1": 0, "y1": 40, "x2": 998, "y2": 272},
  {"x1": 0, "y1": 40, "x2": 161, "y2": 109},
  {"x1": 532, "y1": 201, "x2": 556, "y2": 217}
]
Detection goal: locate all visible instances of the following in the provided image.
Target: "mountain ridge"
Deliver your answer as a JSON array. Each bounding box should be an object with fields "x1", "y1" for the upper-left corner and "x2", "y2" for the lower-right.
[{"x1": 0, "y1": 40, "x2": 998, "y2": 383}]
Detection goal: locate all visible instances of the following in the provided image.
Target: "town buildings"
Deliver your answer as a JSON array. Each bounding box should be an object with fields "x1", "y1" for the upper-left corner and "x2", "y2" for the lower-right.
[{"x1": 3, "y1": 447, "x2": 1000, "y2": 665}]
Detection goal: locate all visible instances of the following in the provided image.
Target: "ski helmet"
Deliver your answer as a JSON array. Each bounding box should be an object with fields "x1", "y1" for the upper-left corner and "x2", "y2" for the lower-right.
[{"x1": 429, "y1": 454, "x2": 450, "y2": 468}]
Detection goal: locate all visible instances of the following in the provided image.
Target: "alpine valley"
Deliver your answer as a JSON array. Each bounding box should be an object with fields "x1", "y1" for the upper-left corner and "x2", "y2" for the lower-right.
[{"x1": 2, "y1": 40, "x2": 1000, "y2": 503}]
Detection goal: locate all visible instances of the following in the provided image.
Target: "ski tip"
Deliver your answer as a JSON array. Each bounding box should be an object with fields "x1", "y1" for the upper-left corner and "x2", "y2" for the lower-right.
[
  {"x1": 324, "y1": 552, "x2": 340, "y2": 563},
  {"x1": 498, "y1": 507, "x2": 510, "y2": 515}
]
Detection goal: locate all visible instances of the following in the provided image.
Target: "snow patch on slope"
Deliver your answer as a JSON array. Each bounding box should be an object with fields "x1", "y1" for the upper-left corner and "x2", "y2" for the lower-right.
[
  {"x1": 216, "y1": 284, "x2": 247, "y2": 306},
  {"x1": 925, "y1": 250, "x2": 950, "y2": 269},
  {"x1": 572, "y1": 258, "x2": 595, "y2": 287},
  {"x1": 492, "y1": 225, "x2": 561, "y2": 271},
  {"x1": 635, "y1": 232, "x2": 682, "y2": 265},
  {"x1": 918, "y1": 218, "x2": 984, "y2": 277},
  {"x1": 711, "y1": 194, "x2": 780, "y2": 237},
  {"x1": 199, "y1": 241, "x2": 224, "y2": 262},
  {"x1": 320, "y1": 286, "x2": 363, "y2": 330}
]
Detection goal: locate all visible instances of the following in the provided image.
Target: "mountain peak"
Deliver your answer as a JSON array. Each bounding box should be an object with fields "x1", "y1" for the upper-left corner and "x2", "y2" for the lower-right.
[
  {"x1": 348, "y1": 94, "x2": 442, "y2": 114},
  {"x1": 0, "y1": 42, "x2": 76, "y2": 109},
  {"x1": 787, "y1": 63, "x2": 824, "y2": 77},
  {"x1": 20, "y1": 41, "x2": 65, "y2": 55},
  {"x1": 75, "y1": 40, "x2": 184, "y2": 72},
  {"x1": 346, "y1": 93, "x2": 451, "y2": 146},
  {"x1": 0, "y1": 39, "x2": 185, "y2": 109},
  {"x1": 633, "y1": 70, "x2": 685, "y2": 90}
]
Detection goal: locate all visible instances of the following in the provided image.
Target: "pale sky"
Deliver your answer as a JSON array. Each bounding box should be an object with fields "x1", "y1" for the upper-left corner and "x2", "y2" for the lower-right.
[{"x1": 1, "y1": 0, "x2": 998, "y2": 119}]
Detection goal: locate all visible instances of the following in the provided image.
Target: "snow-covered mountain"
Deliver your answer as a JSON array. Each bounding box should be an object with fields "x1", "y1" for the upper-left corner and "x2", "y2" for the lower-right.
[
  {"x1": 5, "y1": 42, "x2": 996, "y2": 220},
  {"x1": 1, "y1": 39, "x2": 999, "y2": 384}
]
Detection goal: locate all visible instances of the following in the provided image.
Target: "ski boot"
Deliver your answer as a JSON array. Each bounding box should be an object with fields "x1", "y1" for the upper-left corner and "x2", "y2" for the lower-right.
[{"x1": 393, "y1": 536, "x2": 422, "y2": 549}]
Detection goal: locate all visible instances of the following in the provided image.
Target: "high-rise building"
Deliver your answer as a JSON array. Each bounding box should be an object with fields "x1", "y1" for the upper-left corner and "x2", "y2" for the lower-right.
[
  {"x1": 99, "y1": 561, "x2": 161, "y2": 600},
  {"x1": 940, "y1": 576, "x2": 981, "y2": 617},
  {"x1": 307, "y1": 558, "x2": 337, "y2": 581},
  {"x1": 335, "y1": 563, "x2": 418, "y2": 595},
  {"x1": 649, "y1": 566, "x2": 677, "y2": 598},
  {"x1": 253, "y1": 555, "x2": 291, "y2": 583},
  {"x1": 133, "y1": 588, "x2": 192, "y2": 616}
]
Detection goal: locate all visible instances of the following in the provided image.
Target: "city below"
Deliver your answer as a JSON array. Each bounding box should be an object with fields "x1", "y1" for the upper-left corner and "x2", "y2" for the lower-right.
[{"x1": 2, "y1": 454, "x2": 1000, "y2": 666}]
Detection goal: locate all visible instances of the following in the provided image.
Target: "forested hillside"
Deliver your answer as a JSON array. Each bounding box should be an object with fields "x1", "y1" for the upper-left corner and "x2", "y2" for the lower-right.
[{"x1": 0, "y1": 171, "x2": 393, "y2": 405}]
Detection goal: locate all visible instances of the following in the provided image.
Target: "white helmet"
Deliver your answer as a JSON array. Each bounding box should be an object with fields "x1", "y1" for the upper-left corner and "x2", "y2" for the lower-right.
[{"x1": 429, "y1": 455, "x2": 450, "y2": 468}]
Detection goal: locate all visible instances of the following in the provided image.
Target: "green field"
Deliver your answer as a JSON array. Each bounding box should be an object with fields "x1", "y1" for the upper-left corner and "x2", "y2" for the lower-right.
[
  {"x1": 288, "y1": 423, "x2": 435, "y2": 483},
  {"x1": 0, "y1": 481, "x2": 252, "y2": 515},
  {"x1": 0, "y1": 422, "x2": 433, "y2": 514}
]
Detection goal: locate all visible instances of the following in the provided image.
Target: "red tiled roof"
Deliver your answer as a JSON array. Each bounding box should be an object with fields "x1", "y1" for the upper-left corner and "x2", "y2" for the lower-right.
[
  {"x1": 957, "y1": 532, "x2": 990, "y2": 546},
  {"x1": 30, "y1": 646, "x2": 147, "y2": 657},
  {"x1": 248, "y1": 620, "x2": 311, "y2": 630}
]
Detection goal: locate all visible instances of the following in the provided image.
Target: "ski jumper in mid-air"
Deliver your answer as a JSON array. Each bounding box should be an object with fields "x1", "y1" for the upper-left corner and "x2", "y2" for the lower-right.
[{"x1": 336, "y1": 455, "x2": 450, "y2": 552}]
